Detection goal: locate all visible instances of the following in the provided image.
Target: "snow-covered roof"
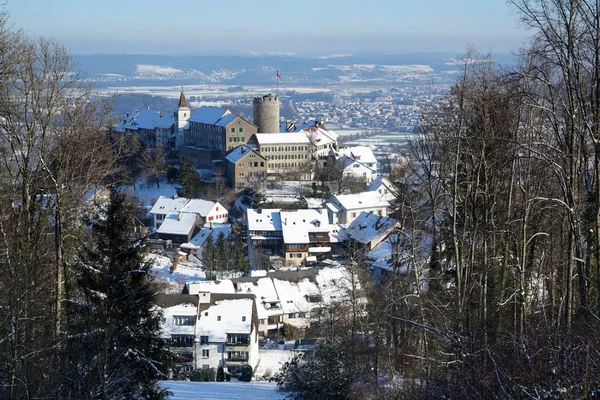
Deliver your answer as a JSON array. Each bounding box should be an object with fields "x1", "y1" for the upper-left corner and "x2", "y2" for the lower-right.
[
  {"x1": 160, "y1": 302, "x2": 198, "y2": 337},
  {"x1": 196, "y1": 299, "x2": 254, "y2": 342},
  {"x1": 113, "y1": 109, "x2": 176, "y2": 132},
  {"x1": 226, "y1": 144, "x2": 262, "y2": 163},
  {"x1": 315, "y1": 267, "x2": 359, "y2": 306},
  {"x1": 156, "y1": 212, "x2": 198, "y2": 235},
  {"x1": 181, "y1": 224, "x2": 231, "y2": 250},
  {"x1": 150, "y1": 196, "x2": 188, "y2": 215},
  {"x1": 254, "y1": 132, "x2": 310, "y2": 145},
  {"x1": 246, "y1": 209, "x2": 282, "y2": 232},
  {"x1": 214, "y1": 113, "x2": 239, "y2": 127},
  {"x1": 341, "y1": 212, "x2": 399, "y2": 245},
  {"x1": 280, "y1": 209, "x2": 331, "y2": 244},
  {"x1": 337, "y1": 146, "x2": 377, "y2": 165},
  {"x1": 182, "y1": 199, "x2": 218, "y2": 217},
  {"x1": 189, "y1": 106, "x2": 231, "y2": 124},
  {"x1": 272, "y1": 278, "x2": 319, "y2": 327},
  {"x1": 327, "y1": 192, "x2": 389, "y2": 211},
  {"x1": 186, "y1": 280, "x2": 236, "y2": 295},
  {"x1": 235, "y1": 278, "x2": 282, "y2": 319},
  {"x1": 368, "y1": 175, "x2": 399, "y2": 197}
]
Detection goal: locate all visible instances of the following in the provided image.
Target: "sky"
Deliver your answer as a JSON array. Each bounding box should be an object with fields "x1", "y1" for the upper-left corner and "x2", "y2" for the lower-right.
[{"x1": 7, "y1": 0, "x2": 529, "y2": 55}]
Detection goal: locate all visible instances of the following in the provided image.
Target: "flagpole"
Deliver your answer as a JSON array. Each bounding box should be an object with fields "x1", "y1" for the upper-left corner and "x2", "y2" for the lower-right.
[{"x1": 276, "y1": 69, "x2": 279, "y2": 98}]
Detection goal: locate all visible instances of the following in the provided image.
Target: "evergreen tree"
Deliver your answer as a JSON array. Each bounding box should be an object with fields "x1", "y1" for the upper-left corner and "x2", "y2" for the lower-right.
[
  {"x1": 203, "y1": 235, "x2": 216, "y2": 280},
  {"x1": 64, "y1": 189, "x2": 170, "y2": 399},
  {"x1": 214, "y1": 231, "x2": 228, "y2": 277},
  {"x1": 178, "y1": 155, "x2": 202, "y2": 198}
]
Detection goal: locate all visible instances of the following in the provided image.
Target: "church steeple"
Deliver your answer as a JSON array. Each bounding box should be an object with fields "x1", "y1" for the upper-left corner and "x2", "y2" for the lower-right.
[{"x1": 178, "y1": 90, "x2": 188, "y2": 108}]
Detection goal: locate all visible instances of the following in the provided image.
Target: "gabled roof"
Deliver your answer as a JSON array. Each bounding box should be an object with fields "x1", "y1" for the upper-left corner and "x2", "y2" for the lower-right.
[
  {"x1": 196, "y1": 298, "x2": 254, "y2": 341},
  {"x1": 280, "y1": 209, "x2": 331, "y2": 244},
  {"x1": 341, "y1": 212, "x2": 398, "y2": 244},
  {"x1": 182, "y1": 199, "x2": 218, "y2": 217},
  {"x1": 337, "y1": 146, "x2": 377, "y2": 165},
  {"x1": 233, "y1": 277, "x2": 282, "y2": 319},
  {"x1": 185, "y1": 280, "x2": 236, "y2": 295},
  {"x1": 214, "y1": 113, "x2": 239, "y2": 127},
  {"x1": 253, "y1": 132, "x2": 310, "y2": 145},
  {"x1": 327, "y1": 192, "x2": 389, "y2": 211},
  {"x1": 189, "y1": 106, "x2": 231, "y2": 124},
  {"x1": 150, "y1": 196, "x2": 188, "y2": 215},
  {"x1": 226, "y1": 144, "x2": 265, "y2": 163},
  {"x1": 181, "y1": 224, "x2": 231, "y2": 250},
  {"x1": 368, "y1": 175, "x2": 399, "y2": 195},
  {"x1": 178, "y1": 91, "x2": 189, "y2": 109},
  {"x1": 246, "y1": 209, "x2": 282, "y2": 232},
  {"x1": 113, "y1": 109, "x2": 176, "y2": 132},
  {"x1": 156, "y1": 212, "x2": 198, "y2": 235}
]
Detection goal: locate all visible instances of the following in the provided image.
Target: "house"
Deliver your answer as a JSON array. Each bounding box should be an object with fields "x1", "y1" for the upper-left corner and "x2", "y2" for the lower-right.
[
  {"x1": 184, "y1": 280, "x2": 236, "y2": 297},
  {"x1": 155, "y1": 212, "x2": 203, "y2": 244},
  {"x1": 113, "y1": 91, "x2": 190, "y2": 150},
  {"x1": 180, "y1": 106, "x2": 257, "y2": 169},
  {"x1": 329, "y1": 146, "x2": 379, "y2": 184},
  {"x1": 150, "y1": 196, "x2": 228, "y2": 230},
  {"x1": 232, "y1": 277, "x2": 284, "y2": 337},
  {"x1": 225, "y1": 144, "x2": 268, "y2": 189},
  {"x1": 180, "y1": 224, "x2": 232, "y2": 257},
  {"x1": 341, "y1": 212, "x2": 399, "y2": 251},
  {"x1": 280, "y1": 120, "x2": 340, "y2": 159},
  {"x1": 156, "y1": 294, "x2": 199, "y2": 375},
  {"x1": 246, "y1": 208, "x2": 338, "y2": 268},
  {"x1": 195, "y1": 295, "x2": 259, "y2": 375},
  {"x1": 368, "y1": 175, "x2": 400, "y2": 204},
  {"x1": 324, "y1": 192, "x2": 390, "y2": 226}
]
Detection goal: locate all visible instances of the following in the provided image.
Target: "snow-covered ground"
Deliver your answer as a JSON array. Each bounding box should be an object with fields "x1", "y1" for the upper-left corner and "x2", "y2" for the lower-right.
[
  {"x1": 147, "y1": 254, "x2": 206, "y2": 293},
  {"x1": 163, "y1": 381, "x2": 286, "y2": 400},
  {"x1": 255, "y1": 350, "x2": 295, "y2": 380},
  {"x1": 124, "y1": 180, "x2": 180, "y2": 207}
]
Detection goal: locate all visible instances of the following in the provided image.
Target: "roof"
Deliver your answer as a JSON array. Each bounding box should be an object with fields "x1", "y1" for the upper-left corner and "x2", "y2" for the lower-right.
[
  {"x1": 341, "y1": 212, "x2": 399, "y2": 244},
  {"x1": 181, "y1": 224, "x2": 231, "y2": 250},
  {"x1": 337, "y1": 146, "x2": 377, "y2": 165},
  {"x1": 186, "y1": 280, "x2": 236, "y2": 295},
  {"x1": 272, "y1": 278, "x2": 319, "y2": 326},
  {"x1": 113, "y1": 109, "x2": 176, "y2": 132},
  {"x1": 156, "y1": 212, "x2": 198, "y2": 235},
  {"x1": 196, "y1": 299, "x2": 254, "y2": 341},
  {"x1": 182, "y1": 199, "x2": 217, "y2": 217},
  {"x1": 150, "y1": 196, "x2": 188, "y2": 215},
  {"x1": 246, "y1": 209, "x2": 282, "y2": 232},
  {"x1": 214, "y1": 113, "x2": 239, "y2": 127},
  {"x1": 327, "y1": 192, "x2": 389, "y2": 211},
  {"x1": 189, "y1": 106, "x2": 231, "y2": 124},
  {"x1": 226, "y1": 144, "x2": 263, "y2": 163},
  {"x1": 233, "y1": 277, "x2": 282, "y2": 319},
  {"x1": 253, "y1": 132, "x2": 310, "y2": 145},
  {"x1": 178, "y1": 91, "x2": 189, "y2": 108},
  {"x1": 156, "y1": 293, "x2": 199, "y2": 308},
  {"x1": 280, "y1": 209, "x2": 331, "y2": 244},
  {"x1": 368, "y1": 175, "x2": 399, "y2": 196}
]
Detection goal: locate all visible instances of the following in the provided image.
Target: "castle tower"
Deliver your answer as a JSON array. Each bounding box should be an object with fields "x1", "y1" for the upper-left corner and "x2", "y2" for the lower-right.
[
  {"x1": 252, "y1": 94, "x2": 280, "y2": 133},
  {"x1": 175, "y1": 90, "x2": 190, "y2": 129}
]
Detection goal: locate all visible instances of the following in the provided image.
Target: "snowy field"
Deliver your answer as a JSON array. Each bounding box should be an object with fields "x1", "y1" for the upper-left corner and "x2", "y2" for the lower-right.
[{"x1": 163, "y1": 381, "x2": 286, "y2": 400}]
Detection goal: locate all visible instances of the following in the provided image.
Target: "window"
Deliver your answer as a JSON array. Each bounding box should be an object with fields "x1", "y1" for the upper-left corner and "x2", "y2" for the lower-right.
[
  {"x1": 204, "y1": 312, "x2": 208, "y2": 316},
  {"x1": 170, "y1": 335, "x2": 194, "y2": 347},
  {"x1": 217, "y1": 316, "x2": 221, "y2": 321},
  {"x1": 239, "y1": 127, "x2": 244, "y2": 133},
  {"x1": 231, "y1": 127, "x2": 235, "y2": 133},
  {"x1": 242, "y1": 316, "x2": 246, "y2": 322},
  {"x1": 200, "y1": 335, "x2": 209, "y2": 344},
  {"x1": 173, "y1": 316, "x2": 195, "y2": 326},
  {"x1": 254, "y1": 162, "x2": 258, "y2": 167},
  {"x1": 298, "y1": 312, "x2": 306, "y2": 318},
  {"x1": 260, "y1": 162, "x2": 264, "y2": 167},
  {"x1": 288, "y1": 313, "x2": 295, "y2": 319},
  {"x1": 202, "y1": 349, "x2": 209, "y2": 358},
  {"x1": 227, "y1": 334, "x2": 250, "y2": 345}
]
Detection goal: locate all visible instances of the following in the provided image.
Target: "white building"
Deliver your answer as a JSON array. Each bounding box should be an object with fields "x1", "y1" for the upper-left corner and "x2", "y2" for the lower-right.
[
  {"x1": 324, "y1": 192, "x2": 390, "y2": 226},
  {"x1": 195, "y1": 297, "x2": 259, "y2": 375},
  {"x1": 150, "y1": 196, "x2": 228, "y2": 230},
  {"x1": 233, "y1": 277, "x2": 284, "y2": 337},
  {"x1": 368, "y1": 175, "x2": 400, "y2": 204},
  {"x1": 331, "y1": 146, "x2": 379, "y2": 184},
  {"x1": 341, "y1": 212, "x2": 399, "y2": 251}
]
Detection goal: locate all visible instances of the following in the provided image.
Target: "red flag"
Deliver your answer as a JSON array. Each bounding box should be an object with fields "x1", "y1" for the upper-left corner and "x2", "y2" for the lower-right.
[{"x1": 276, "y1": 69, "x2": 281, "y2": 79}]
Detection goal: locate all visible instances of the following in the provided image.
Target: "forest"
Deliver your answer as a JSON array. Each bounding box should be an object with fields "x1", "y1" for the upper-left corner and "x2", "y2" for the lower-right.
[{"x1": 273, "y1": 1, "x2": 600, "y2": 398}]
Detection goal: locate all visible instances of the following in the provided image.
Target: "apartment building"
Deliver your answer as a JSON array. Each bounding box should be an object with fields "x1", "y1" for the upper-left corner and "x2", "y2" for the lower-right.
[{"x1": 247, "y1": 133, "x2": 312, "y2": 177}]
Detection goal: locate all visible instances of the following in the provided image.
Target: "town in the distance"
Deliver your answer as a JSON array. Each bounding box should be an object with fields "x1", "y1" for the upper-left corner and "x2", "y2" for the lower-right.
[{"x1": 112, "y1": 85, "x2": 412, "y2": 380}]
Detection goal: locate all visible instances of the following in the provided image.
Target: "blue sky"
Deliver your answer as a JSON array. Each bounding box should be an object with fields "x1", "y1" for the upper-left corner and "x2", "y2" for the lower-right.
[{"x1": 7, "y1": 0, "x2": 528, "y2": 55}]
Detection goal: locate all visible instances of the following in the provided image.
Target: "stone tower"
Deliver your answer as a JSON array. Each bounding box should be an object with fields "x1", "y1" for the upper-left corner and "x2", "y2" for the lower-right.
[{"x1": 252, "y1": 94, "x2": 280, "y2": 133}]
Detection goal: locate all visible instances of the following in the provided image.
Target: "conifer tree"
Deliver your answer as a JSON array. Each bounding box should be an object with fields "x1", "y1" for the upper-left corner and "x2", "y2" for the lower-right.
[
  {"x1": 64, "y1": 189, "x2": 170, "y2": 400},
  {"x1": 178, "y1": 155, "x2": 202, "y2": 198}
]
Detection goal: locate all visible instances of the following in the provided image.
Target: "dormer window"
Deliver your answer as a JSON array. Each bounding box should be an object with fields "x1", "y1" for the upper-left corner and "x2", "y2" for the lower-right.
[
  {"x1": 217, "y1": 316, "x2": 221, "y2": 321},
  {"x1": 242, "y1": 316, "x2": 246, "y2": 322}
]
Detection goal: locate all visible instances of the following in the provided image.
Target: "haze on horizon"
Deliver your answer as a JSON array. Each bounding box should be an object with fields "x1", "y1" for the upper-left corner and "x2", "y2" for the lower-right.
[{"x1": 8, "y1": 0, "x2": 528, "y2": 55}]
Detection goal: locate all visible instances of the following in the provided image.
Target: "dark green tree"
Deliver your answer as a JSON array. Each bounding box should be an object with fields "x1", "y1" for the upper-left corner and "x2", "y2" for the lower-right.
[
  {"x1": 178, "y1": 155, "x2": 202, "y2": 198},
  {"x1": 203, "y1": 235, "x2": 216, "y2": 280},
  {"x1": 64, "y1": 189, "x2": 171, "y2": 399}
]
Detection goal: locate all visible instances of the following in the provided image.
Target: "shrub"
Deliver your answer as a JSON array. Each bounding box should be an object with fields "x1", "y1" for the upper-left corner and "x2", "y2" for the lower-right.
[
  {"x1": 216, "y1": 366, "x2": 225, "y2": 382},
  {"x1": 190, "y1": 368, "x2": 215, "y2": 382},
  {"x1": 239, "y1": 365, "x2": 253, "y2": 382}
]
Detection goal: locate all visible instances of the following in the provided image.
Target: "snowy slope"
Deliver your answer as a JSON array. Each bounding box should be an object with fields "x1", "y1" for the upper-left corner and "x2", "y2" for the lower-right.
[{"x1": 163, "y1": 381, "x2": 286, "y2": 400}]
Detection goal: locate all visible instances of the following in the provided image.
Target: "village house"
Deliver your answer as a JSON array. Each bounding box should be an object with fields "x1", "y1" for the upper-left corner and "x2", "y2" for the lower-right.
[
  {"x1": 149, "y1": 196, "x2": 228, "y2": 230},
  {"x1": 224, "y1": 144, "x2": 268, "y2": 189},
  {"x1": 324, "y1": 192, "x2": 390, "y2": 226},
  {"x1": 195, "y1": 295, "x2": 259, "y2": 375},
  {"x1": 341, "y1": 212, "x2": 400, "y2": 251},
  {"x1": 327, "y1": 145, "x2": 379, "y2": 184},
  {"x1": 368, "y1": 175, "x2": 400, "y2": 204},
  {"x1": 156, "y1": 294, "x2": 199, "y2": 375},
  {"x1": 232, "y1": 277, "x2": 284, "y2": 337}
]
